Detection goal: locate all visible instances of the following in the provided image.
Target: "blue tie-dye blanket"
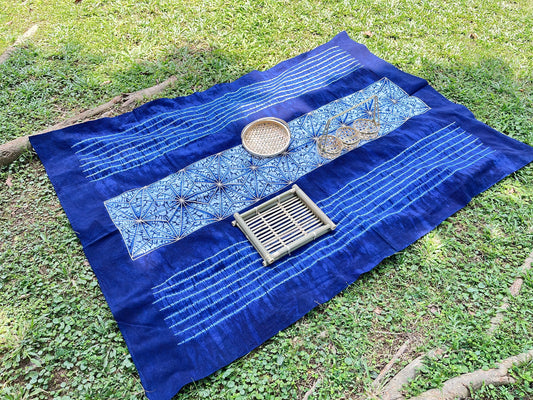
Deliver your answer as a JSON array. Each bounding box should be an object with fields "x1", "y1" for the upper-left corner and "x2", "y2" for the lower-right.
[{"x1": 30, "y1": 32, "x2": 533, "y2": 399}]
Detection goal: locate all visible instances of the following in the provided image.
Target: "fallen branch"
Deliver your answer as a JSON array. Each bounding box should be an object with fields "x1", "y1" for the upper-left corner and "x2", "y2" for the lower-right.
[
  {"x1": 488, "y1": 249, "x2": 532, "y2": 335},
  {"x1": 380, "y1": 348, "x2": 444, "y2": 400},
  {"x1": 0, "y1": 75, "x2": 177, "y2": 167},
  {"x1": 511, "y1": 249, "x2": 533, "y2": 296},
  {"x1": 372, "y1": 339, "x2": 411, "y2": 389},
  {"x1": 302, "y1": 378, "x2": 322, "y2": 400},
  {"x1": 0, "y1": 136, "x2": 32, "y2": 168},
  {"x1": 487, "y1": 301, "x2": 510, "y2": 335},
  {"x1": 0, "y1": 24, "x2": 39, "y2": 64},
  {"x1": 409, "y1": 349, "x2": 533, "y2": 400},
  {"x1": 379, "y1": 249, "x2": 533, "y2": 399}
]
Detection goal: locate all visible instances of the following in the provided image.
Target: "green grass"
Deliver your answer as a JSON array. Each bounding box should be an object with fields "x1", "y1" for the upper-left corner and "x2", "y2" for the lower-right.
[{"x1": 1, "y1": 0, "x2": 532, "y2": 399}]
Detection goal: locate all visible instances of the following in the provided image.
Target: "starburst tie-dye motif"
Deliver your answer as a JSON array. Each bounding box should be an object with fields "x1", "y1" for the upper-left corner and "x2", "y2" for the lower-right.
[{"x1": 105, "y1": 78, "x2": 429, "y2": 259}]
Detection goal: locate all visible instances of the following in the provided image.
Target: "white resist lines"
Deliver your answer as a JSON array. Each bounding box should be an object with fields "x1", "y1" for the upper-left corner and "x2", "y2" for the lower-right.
[
  {"x1": 152, "y1": 126, "x2": 494, "y2": 343},
  {"x1": 84, "y1": 59, "x2": 362, "y2": 179},
  {"x1": 107, "y1": 77, "x2": 426, "y2": 261},
  {"x1": 73, "y1": 47, "x2": 362, "y2": 180},
  {"x1": 151, "y1": 123, "x2": 456, "y2": 295},
  {"x1": 171, "y1": 147, "x2": 494, "y2": 344},
  {"x1": 82, "y1": 56, "x2": 359, "y2": 169},
  {"x1": 160, "y1": 137, "x2": 484, "y2": 325},
  {"x1": 74, "y1": 46, "x2": 349, "y2": 148},
  {"x1": 154, "y1": 125, "x2": 468, "y2": 307}
]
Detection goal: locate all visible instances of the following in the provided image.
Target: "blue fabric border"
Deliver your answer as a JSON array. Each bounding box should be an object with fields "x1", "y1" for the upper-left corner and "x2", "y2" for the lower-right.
[{"x1": 30, "y1": 32, "x2": 533, "y2": 400}]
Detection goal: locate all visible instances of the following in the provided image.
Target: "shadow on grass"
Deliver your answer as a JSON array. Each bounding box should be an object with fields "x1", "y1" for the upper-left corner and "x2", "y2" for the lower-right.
[
  {"x1": 2, "y1": 40, "x2": 532, "y2": 400},
  {"x1": 417, "y1": 56, "x2": 533, "y2": 146},
  {"x1": 0, "y1": 41, "x2": 244, "y2": 144}
]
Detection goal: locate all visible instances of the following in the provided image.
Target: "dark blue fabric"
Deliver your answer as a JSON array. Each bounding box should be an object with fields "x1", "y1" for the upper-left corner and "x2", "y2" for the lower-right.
[{"x1": 30, "y1": 32, "x2": 533, "y2": 400}]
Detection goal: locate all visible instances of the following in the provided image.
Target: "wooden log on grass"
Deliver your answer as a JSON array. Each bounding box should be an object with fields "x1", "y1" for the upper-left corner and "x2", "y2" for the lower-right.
[
  {"x1": 409, "y1": 349, "x2": 533, "y2": 400},
  {"x1": 0, "y1": 75, "x2": 177, "y2": 167},
  {"x1": 379, "y1": 250, "x2": 533, "y2": 400},
  {"x1": 0, "y1": 24, "x2": 39, "y2": 65},
  {"x1": 372, "y1": 339, "x2": 411, "y2": 390},
  {"x1": 380, "y1": 348, "x2": 445, "y2": 400}
]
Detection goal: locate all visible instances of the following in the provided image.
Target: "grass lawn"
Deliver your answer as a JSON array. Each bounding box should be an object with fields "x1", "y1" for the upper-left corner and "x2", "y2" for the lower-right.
[{"x1": 1, "y1": 1, "x2": 532, "y2": 399}]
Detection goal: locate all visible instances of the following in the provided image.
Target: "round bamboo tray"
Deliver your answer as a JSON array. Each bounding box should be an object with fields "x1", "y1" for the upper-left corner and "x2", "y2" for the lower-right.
[{"x1": 241, "y1": 117, "x2": 291, "y2": 157}]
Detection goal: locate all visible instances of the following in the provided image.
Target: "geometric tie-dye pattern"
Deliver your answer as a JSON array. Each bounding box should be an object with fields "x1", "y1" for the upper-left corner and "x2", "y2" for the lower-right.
[
  {"x1": 105, "y1": 78, "x2": 429, "y2": 259},
  {"x1": 152, "y1": 123, "x2": 496, "y2": 345}
]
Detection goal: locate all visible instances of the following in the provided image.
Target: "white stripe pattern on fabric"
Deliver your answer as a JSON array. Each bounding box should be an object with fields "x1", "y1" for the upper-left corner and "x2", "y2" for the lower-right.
[
  {"x1": 151, "y1": 240, "x2": 249, "y2": 292},
  {"x1": 74, "y1": 47, "x2": 364, "y2": 180},
  {"x1": 105, "y1": 78, "x2": 430, "y2": 259},
  {"x1": 154, "y1": 124, "x2": 462, "y2": 309},
  {"x1": 85, "y1": 59, "x2": 361, "y2": 180},
  {"x1": 172, "y1": 147, "x2": 494, "y2": 344},
  {"x1": 152, "y1": 122, "x2": 452, "y2": 296},
  {"x1": 75, "y1": 47, "x2": 348, "y2": 148},
  {"x1": 81, "y1": 57, "x2": 359, "y2": 169},
  {"x1": 157, "y1": 132, "x2": 476, "y2": 316},
  {"x1": 150, "y1": 123, "x2": 496, "y2": 344}
]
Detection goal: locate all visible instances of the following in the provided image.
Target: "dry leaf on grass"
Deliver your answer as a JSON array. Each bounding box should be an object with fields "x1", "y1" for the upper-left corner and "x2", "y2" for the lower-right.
[{"x1": 428, "y1": 305, "x2": 440, "y2": 315}]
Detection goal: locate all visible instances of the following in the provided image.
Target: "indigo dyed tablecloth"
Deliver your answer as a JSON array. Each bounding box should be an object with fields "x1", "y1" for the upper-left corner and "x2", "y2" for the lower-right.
[{"x1": 30, "y1": 32, "x2": 533, "y2": 399}]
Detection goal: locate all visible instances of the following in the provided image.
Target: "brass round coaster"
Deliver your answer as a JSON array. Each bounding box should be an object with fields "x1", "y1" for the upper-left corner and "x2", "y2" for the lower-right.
[
  {"x1": 336, "y1": 126, "x2": 360, "y2": 147},
  {"x1": 353, "y1": 118, "x2": 379, "y2": 140},
  {"x1": 317, "y1": 134, "x2": 343, "y2": 159},
  {"x1": 242, "y1": 117, "x2": 291, "y2": 157}
]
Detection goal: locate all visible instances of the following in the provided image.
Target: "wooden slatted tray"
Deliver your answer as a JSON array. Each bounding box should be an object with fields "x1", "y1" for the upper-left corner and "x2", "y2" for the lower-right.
[{"x1": 232, "y1": 185, "x2": 336, "y2": 266}]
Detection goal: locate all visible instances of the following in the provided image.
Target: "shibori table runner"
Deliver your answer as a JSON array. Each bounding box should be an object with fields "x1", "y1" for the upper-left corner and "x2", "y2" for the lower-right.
[{"x1": 30, "y1": 31, "x2": 533, "y2": 399}]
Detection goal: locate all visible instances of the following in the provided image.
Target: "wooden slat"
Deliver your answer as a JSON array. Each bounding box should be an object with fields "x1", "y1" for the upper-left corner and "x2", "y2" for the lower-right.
[{"x1": 233, "y1": 185, "x2": 335, "y2": 265}]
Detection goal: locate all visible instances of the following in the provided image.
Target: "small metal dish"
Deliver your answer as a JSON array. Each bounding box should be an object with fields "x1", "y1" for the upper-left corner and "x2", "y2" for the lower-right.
[
  {"x1": 241, "y1": 117, "x2": 291, "y2": 157},
  {"x1": 353, "y1": 118, "x2": 379, "y2": 140},
  {"x1": 317, "y1": 134, "x2": 343, "y2": 159},
  {"x1": 336, "y1": 126, "x2": 361, "y2": 147}
]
